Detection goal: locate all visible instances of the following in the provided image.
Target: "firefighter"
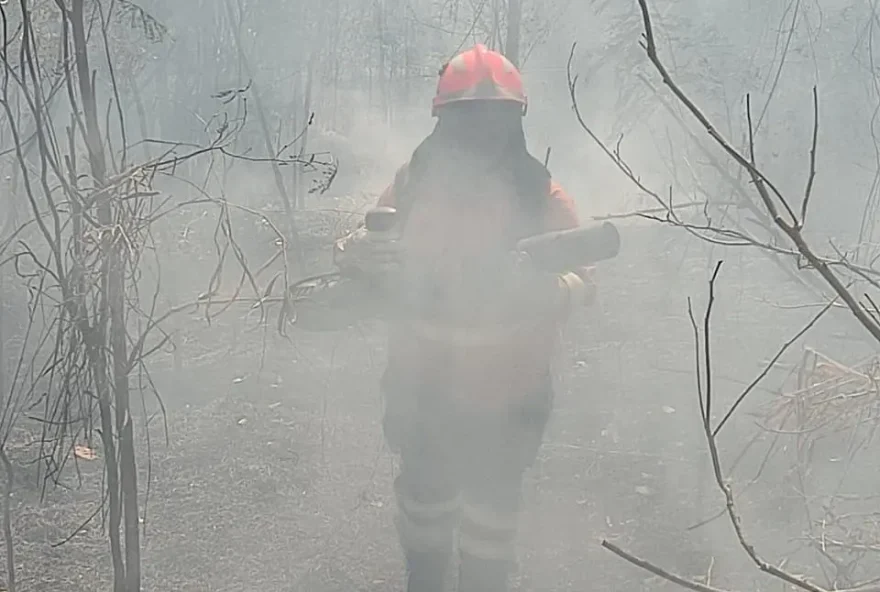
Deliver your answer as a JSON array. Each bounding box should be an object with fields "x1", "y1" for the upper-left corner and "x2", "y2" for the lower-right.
[{"x1": 335, "y1": 44, "x2": 596, "y2": 592}]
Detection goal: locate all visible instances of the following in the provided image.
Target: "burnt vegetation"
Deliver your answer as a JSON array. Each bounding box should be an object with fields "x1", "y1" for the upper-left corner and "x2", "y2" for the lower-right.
[
  {"x1": 0, "y1": 0, "x2": 879, "y2": 591},
  {"x1": 569, "y1": 0, "x2": 880, "y2": 590}
]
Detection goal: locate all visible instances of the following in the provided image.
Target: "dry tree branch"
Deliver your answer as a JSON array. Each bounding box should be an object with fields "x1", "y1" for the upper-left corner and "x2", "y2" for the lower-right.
[
  {"x1": 590, "y1": 201, "x2": 737, "y2": 222},
  {"x1": 570, "y1": 53, "x2": 880, "y2": 289},
  {"x1": 690, "y1": 264, "x2": 827, "y2": 592},
  {"x1": 0, "y1": 3, "x2": 336, "y2": 590},
  {"x1": 602, "y1": 264, "x2": 837, "y2": 592},
  {"x1": 0, "y1": 449, "x2": 13, "y2": 592},
  {"x1": 632, "y1": 72, "x2": 837, "y2": 303},
  {"x1": 635, "y1": 1, "x2": 795, "y2": 225},
  {"x1": 753, "y1": 344, "x2": 880, "y2": 587},
  {"x1": 566, "y1": 44, "x2": 880, "y2": 282},
  {"x1": 222, "y1": 0, "x2": 302, "y2": 269},
  {"x1": 634, "y1": 0, "x2": 880, "y2": 345},
  {"x1": 617, "y1": 4, "x2": 880, "y2": 578},
  {"x1": 571, "y1": 21, "x2": 880, "y2": 581},
  {"x1": 601, "y1": 539, "x2": 734, "y2": 592},
  {"x1": 713, "y1": 294, "x2": 839, "y2": 436},
  {"x1": 801, "y1": 87, "x2": 819, "y2": 225}
]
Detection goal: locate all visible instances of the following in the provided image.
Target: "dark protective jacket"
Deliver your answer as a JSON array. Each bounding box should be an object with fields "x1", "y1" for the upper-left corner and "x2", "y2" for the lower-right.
[{"x1": 374, "y1": 149, "x2": 593, "y2": 413}]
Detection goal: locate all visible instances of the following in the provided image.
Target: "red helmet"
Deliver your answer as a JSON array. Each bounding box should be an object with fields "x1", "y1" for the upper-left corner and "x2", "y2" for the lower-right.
[{"x1": 432, "y1": 44, "x2": 527, "y2": 117}]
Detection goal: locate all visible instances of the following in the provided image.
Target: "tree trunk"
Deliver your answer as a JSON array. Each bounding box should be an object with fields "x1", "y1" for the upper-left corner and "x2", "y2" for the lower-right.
[
  {"x1": 506, "y1": 0, "x2": 522, "y2": 67},
  {"x1": 70, "y1": 2, "x2": 140, "y2": 590},
  {"x1": 0, "y1": 191, "x2": 13, "y2": 592},
  {"x1": 297, "y1": 52, "x2": 316, "y2": 210},
  {"x1": 375, "y1": 0, "x2": 389, "y2": 124},
  {"x1": 223, "y1": 0, "x2": 303, "y2": 270},
  {"x1": 0, "y1": 449, "x2": 14, "y2": 592}
]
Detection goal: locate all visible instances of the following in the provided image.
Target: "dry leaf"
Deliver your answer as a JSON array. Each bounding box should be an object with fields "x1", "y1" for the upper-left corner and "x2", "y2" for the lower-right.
[{"x1": 74, "y1": 445, "x2": 97, "y2": 461}]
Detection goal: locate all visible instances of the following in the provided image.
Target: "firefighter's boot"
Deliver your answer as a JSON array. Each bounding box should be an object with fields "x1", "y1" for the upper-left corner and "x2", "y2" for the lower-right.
[
  {"x1": 405, "y1": 550, "x2": 451, "y2": 592},
  {"x1": 457, "y1": 553, "x2": 511, "y2": 592}
]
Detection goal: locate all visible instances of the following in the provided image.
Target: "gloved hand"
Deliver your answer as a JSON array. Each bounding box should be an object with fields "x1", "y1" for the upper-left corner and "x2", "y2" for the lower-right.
[
  {"x1": 333, "y1": 223, "x2": 403, "y2": 279},
  {"x1": 561, "y1": 268, "x2": 598, "y2": 309},
  {"x1": 510, "y1": 252, "x2": 595, "y2": 320}
]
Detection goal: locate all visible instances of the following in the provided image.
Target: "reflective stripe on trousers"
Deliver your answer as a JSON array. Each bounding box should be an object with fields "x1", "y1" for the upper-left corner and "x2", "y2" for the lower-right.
[
  {"x1": 388, "y1": 392, "x2": 550, "y2": 568},
  {"x1": 394, "y1": 474, "x2": 460, "y2": 555},
  {"x1": 459, "y1": 497, "x2": 520, "y2": 562},
  {"x1": 393, "y1": 473, "x2": 521, "y2": 562}
]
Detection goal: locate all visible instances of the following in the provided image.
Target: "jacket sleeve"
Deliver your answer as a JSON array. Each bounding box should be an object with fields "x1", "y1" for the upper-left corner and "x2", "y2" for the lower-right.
[
  {"x1": 543, "y1": 180, "x2": 597, "y2": 306},
  {"x1": 334, "y1": 163, "x2": 410, "y2": 267},
  {"x1": 543, "y1": 181, "x2": 580, "y2": 232},
  {"x1": 376, "y1": 163, "x2": 411, "y2": 209}
]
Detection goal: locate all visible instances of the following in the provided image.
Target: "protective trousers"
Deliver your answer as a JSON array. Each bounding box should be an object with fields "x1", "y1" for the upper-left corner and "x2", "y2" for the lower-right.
[{"x1": 383, "y1": 373, "x2": 552, "y2": 592}]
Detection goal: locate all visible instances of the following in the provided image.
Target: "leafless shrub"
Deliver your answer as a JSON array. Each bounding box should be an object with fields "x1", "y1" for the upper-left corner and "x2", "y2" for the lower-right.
[
  {"x1": 569, "y1": 0, "x2": 880, "y2": 590},
  {"x1": 0, "y1": 2, "x2": 336, "y2": 590}
]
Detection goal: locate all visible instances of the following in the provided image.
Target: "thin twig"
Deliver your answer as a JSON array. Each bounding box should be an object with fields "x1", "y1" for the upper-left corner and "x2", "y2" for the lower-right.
[
  {"x1": 691, "y1": 265, "x2": 830, "y2": 592},
  {"x1": 713, "y1": 294, "x2": 839, "y2": 436},
  {"x1": 601, "y1": 539, "x2": 734, "y2": 592},
  {"x1": 635, "y1": 0, "x2": 880, "y2": 355},
  {"x1": 0, "y1": 448, "x2": 14, "y2": 592},
  {"x1": 800, "y1": 86, "x2": 819, "y2": 228}
]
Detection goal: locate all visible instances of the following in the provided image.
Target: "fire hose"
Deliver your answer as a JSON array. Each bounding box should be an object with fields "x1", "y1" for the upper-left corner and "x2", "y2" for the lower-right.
[{"x1": 286, "y1": 206, "x2": 621, "y2": 332}]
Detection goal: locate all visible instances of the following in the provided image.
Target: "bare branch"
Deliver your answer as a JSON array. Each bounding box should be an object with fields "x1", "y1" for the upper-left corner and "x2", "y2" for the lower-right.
[
  {"x1": 602, "y1": 539, "x2": 734, "y2": 592},
  {"x1": 634, "y1": 0, "x2": 880, "y2": 346},
  {"x1": 713, "y1": 294, "x2": 839, "y2": 436},
  {"x1": 800, "y1": 86, "x2": 819, "y2": 228},
  {"x1": 692, "y1": 265, "x2": 830, "y2": 592}
]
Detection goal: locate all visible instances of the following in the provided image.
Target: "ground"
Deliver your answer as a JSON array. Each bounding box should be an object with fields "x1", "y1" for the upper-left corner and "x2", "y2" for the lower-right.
[{"x1": 2, "y1": 217, "x2": 873, "y2": 591}]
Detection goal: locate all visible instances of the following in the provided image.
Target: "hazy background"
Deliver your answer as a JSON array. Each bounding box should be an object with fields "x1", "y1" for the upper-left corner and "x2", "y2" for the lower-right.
[{"x1": 1, "y1": 0, "x2": 880, "y2": 590}]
